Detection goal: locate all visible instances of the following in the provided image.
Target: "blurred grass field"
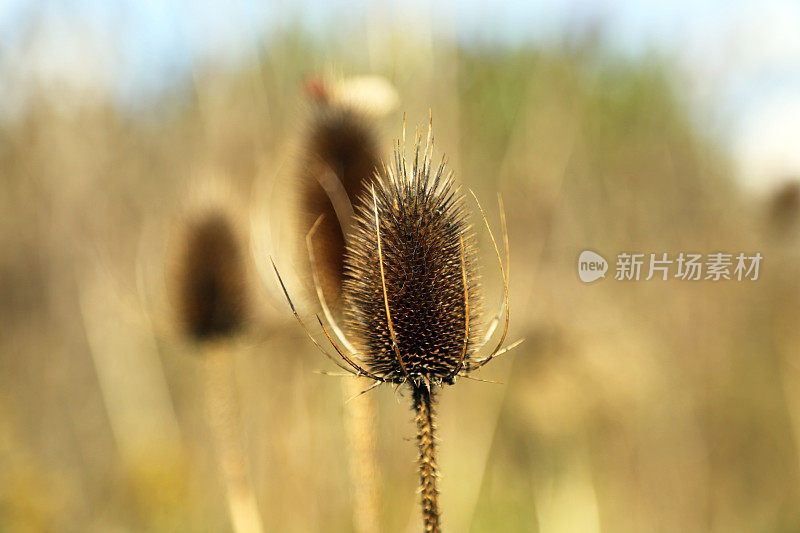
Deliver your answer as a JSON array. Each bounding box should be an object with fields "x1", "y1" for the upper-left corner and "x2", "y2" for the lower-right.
[{"x1": 1, "y1": 25, "x2": 800, "y2": 532}]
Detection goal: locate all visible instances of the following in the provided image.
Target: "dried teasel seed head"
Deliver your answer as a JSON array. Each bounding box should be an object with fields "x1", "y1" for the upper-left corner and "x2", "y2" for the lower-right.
[
  {"x1": 299, "y1": 105, "x2": 382, "y2": 304},
  {"x1": 342, "y1": 131, "x2": 482, "y2": 386},
  {"x1": 176, "y1": 210, "x2": 248, "y2": 341},
  {"x1": 768, "y1": 179, "x2": 800, "y2": 236}
]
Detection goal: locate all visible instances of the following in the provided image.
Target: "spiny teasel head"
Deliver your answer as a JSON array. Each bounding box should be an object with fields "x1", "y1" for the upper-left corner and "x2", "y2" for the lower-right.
[
  {"x1": 176, "y1": 210, "x2": 248, "y2": 341},
  {"x1": 272, "y1": 118, "x2": 516, "y2": 533},
  {"x1": 342, "y1": 129, "x2": 482, "y2": 387},
  {"x1": 298, "y1": 103, "x2": 382, "y2": 305}
]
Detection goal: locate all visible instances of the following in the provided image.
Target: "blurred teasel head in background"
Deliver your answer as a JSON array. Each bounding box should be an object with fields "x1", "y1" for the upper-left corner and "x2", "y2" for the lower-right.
[
  {"x1": 174, "y1": 207, "x2": 249, "y2": 342},
  {"x1": 767, "y1": 179, "x2": 800, "y2": 238},
  {"x1": 297, "y1": 74, "x2": 397, "y2": 306}
]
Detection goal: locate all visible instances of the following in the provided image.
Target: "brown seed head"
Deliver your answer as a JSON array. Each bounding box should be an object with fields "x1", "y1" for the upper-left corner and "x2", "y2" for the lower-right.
[
  {"x1": 299, "y1": 106, "x2": 382, "y2": 305},
  {"x1": 768, "y1": 179, "x2": 800, "y2": 235},
  {"x1": 342, "y1": 134, "x2": 481, "y2": 386},
  {"x1": 176, "y1": 210, "x2": 247, "y2": 341}
]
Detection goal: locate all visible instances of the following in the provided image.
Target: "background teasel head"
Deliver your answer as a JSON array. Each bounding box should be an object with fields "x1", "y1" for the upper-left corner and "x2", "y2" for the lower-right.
[
  {"x1": 296, "y1": 75, "x2": 398, "y2": 533},
  {"x1": 298, "y1": 104, "x2": 382, "y2": 306},
  {"x1": 171, "y1": 188, "x2": 265, "y2": 533},
  {"x1": 174, "y1": 204, "x2": 249, "y2": 342},
  {"x1": 297, "y1": 75, "x2": 397, "y2": 306}
]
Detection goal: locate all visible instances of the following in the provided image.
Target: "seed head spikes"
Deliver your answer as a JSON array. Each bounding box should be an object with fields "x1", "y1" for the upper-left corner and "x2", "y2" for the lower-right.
[
  {"x1": 272, "y1": 116, "x2": 522, "y2": 532},
  {"x1": 342, "y1": 134, "x2": 479, "y2": 387},
  {"x1": 274, "y1": 118, "x2": 519, "y2": 385}
]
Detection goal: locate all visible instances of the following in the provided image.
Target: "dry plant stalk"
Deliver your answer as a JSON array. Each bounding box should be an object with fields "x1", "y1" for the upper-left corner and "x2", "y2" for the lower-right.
[
  {"x1": 299, "y1": 85, "x2": 385, "y2": 532},
  {"x1": 342, "y1": 377, "x2": 383, "y2": 532},
  {"x1": 203, "y1": 344, "x2": 263, "y2": 533},
  {"x1": 175, "y1": 209, "x2": 264, "y2": 533},
  {"x1": 274, "y1": 116, "x2": 522, "y2": 532}
]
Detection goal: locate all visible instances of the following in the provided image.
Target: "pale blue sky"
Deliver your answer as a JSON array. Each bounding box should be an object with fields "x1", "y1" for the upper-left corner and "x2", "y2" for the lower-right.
[{"x1": 2, "y1": 0, "x2": 800, "y2": 189}]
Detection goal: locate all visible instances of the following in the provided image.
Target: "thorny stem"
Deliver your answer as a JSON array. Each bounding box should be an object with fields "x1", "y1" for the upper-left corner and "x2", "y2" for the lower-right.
[{"x1": 412, "y1": 386, "x2": 440, "y2": 532}]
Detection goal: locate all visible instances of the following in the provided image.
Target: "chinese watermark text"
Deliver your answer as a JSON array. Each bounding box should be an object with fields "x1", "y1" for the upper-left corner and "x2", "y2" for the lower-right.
[{"x1": 579, "y1": 251, "x2": 762, "y2": 283}]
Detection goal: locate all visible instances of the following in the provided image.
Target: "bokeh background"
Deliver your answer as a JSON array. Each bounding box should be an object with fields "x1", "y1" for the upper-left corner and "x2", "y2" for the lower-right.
[{"x1": 2, "y1": 1, "x2": 800, "y2": 531}]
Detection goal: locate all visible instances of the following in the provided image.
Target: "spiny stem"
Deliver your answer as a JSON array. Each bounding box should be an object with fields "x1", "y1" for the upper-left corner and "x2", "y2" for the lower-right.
[{"x1": 413, "y1": 386, "x2": 440, "y2": 532}]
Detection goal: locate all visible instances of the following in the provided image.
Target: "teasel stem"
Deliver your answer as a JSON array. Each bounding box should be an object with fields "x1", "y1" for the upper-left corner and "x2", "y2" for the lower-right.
[
  {"x1": 203, "y1": 342, "x2": 264, "y2": 533},
  {"x1": 342, "y1": 378, "x2": 382, "y2": 532},
  {"x1": 412, "y1": 386, "x2": 441, "y2": 532}
]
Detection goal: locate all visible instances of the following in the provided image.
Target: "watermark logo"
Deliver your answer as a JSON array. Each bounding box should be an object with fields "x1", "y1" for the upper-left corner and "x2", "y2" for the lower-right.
[
  {"x1": 578, "y1": 250, "x2": 608, "y2": 283},
  {"x1": 578, "y1": 251, "x2": 763, "y2": 283}
]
